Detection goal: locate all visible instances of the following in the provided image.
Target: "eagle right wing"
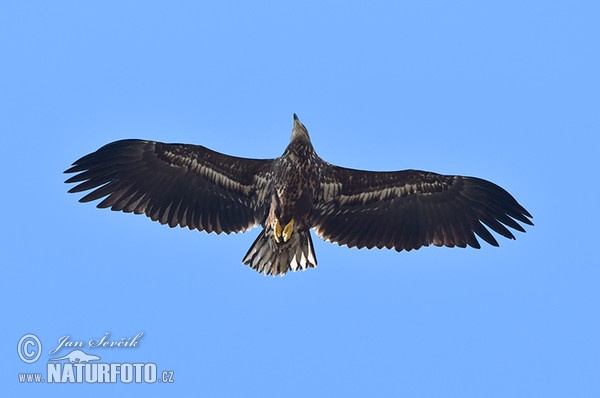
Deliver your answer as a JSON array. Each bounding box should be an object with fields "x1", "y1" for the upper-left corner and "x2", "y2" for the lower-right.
[
  {"x1": 65, "y1": 139, "x2": 273, "y2": 234},
  {"x1": 313, "y1": 165, "x2": 533, "y2": 251}
]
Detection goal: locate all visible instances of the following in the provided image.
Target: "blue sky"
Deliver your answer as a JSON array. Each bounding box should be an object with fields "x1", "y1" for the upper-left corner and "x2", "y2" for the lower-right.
[{"x1": 2, "y1": 1, "x2": 599, "y2": 396}]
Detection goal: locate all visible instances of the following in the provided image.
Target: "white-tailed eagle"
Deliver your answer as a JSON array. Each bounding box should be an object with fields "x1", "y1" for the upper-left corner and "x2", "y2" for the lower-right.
[{"x1": 65, "y1": 115, "x2": 533, "y2": 276}]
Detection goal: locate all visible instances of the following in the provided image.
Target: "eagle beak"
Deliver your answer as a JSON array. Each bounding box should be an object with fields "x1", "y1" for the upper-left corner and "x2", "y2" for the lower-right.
[{"x1": 293, "y1": 113, "x2": 302, "y2": 128}]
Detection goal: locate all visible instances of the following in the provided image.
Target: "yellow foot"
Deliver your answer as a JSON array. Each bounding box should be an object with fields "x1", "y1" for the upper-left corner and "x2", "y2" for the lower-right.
[
  {"x1": 272, "y1": 218, "x2": 283, "y2": 243},
  {"x1": 282, "y1": 219, "x2": 294, "y2": 242}
]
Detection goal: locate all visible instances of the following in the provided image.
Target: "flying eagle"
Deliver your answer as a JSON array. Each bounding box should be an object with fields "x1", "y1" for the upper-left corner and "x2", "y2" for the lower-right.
[{"x1": 65, "y1": 115, "x2": 533, "y2": 276}]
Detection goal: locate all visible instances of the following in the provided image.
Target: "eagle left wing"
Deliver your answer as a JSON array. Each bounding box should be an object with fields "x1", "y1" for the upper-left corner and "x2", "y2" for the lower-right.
[
  {"x1": 65, "y1": 139, "x2": 273, "y2": 234},
  {"x1": 313, "y1": 165, "x2": 533, "y2": 251}
]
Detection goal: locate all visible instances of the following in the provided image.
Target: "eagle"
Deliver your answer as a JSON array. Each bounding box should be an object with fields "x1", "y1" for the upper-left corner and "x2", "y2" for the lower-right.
[{"x1": 65, "y1": 114, "x2": 533, "y2": 276}]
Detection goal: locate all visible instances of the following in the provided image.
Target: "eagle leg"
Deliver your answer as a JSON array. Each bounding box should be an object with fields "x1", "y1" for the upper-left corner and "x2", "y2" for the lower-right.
[
  {"x1": 272, "y1": 218, "x2": 283, "y2": 243},
  {"x1": 283, "y1": 219, "x2": 295, "y2": 242}
]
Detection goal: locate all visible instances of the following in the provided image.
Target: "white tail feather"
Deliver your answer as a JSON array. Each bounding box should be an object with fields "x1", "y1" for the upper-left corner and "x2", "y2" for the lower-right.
[{"x1": 242, "y1": 227, "x2": 317, "y2": 276}]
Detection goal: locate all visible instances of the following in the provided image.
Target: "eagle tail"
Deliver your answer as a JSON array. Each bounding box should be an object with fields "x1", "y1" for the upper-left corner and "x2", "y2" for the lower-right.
[{"x1": 242, "y1": 227, "x2": 317, "y2": 276}]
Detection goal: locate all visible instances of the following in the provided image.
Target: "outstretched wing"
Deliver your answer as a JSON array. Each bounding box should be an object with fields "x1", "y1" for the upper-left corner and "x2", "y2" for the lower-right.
[
  {"x1": 65, "y1": 139, "x2": 273, "y2": 234},
  {"x1": 313, "y1": 166, "x2": 533, "y2": 251}
]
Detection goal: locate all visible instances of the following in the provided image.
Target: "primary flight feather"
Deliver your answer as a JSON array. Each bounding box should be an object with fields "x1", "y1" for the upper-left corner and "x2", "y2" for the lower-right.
[{"x1": 65, "y1": 114, "x2": 533, "y2": 276}]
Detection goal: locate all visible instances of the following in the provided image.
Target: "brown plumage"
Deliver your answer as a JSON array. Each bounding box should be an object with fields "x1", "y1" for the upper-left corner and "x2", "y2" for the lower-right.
[{"x1": 65, "y1": 114, "x2": 533, "y2": 276}]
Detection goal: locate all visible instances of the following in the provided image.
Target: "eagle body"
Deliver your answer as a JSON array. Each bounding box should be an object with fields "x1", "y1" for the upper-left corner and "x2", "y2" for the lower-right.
[
  {"x1": 65, "y1": 114, "x2": 533, "y2": 276},
  {"x1": 243, "y1": 116, "x2": 324, "y2": 274},
  {"x1": 270, "y1": 132, "x2": 320, "y2": 231}
]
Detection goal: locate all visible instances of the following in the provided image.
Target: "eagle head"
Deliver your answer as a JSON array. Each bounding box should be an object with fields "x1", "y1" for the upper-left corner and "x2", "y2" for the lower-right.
[{"x1": 290, "y1": 114, "x2": 311, "y2": 143}]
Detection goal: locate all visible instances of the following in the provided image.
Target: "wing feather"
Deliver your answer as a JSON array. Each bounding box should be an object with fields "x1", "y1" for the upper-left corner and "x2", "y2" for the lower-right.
[
  {"x1": 65, "y1": 139, "x2": 273, "y2": 234},
  {"x1": 314, "y1": 166, "x2": 532, "y2": 251}
]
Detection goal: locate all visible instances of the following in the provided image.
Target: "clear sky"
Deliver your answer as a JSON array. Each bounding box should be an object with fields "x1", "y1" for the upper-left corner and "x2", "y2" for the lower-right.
[{"x1": 2, "y1": 1, "x2": 599, "y2": 397}]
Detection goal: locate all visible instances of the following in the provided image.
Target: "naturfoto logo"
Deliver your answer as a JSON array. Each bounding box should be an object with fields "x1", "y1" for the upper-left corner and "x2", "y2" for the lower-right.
[{"x1": 17, "y1": 332, "x2": 175, "y2": 385}]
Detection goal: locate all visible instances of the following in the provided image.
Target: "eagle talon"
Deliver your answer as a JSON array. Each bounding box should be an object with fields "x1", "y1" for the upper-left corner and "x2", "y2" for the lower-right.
[
  {"x1": 272, "y1": 218, "x2": 282, "y2": 243},
  {"x1": 282, "y1": 219, "x2": 294, "y2": 242}
]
